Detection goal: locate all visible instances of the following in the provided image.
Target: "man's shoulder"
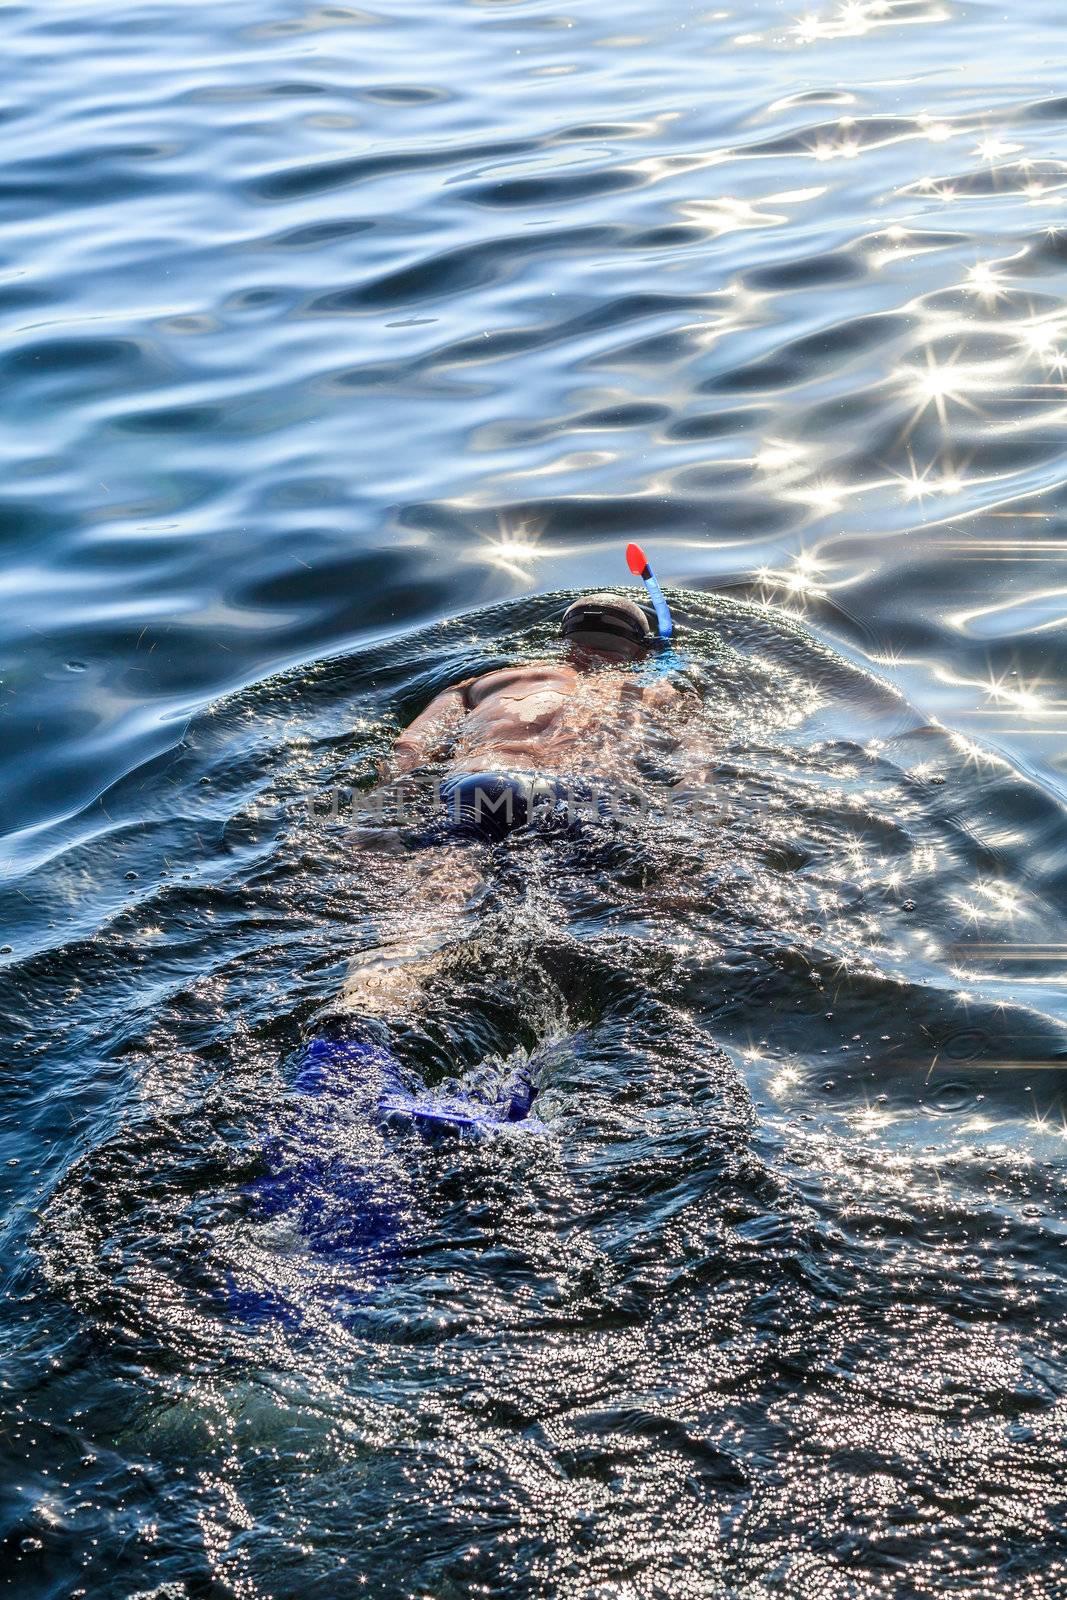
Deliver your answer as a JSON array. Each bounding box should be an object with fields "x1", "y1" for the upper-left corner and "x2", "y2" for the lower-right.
[
  {"x1": 638, "y1": 676, "x2": 683, "y2": 708},
  {"x1": 465, "y1": 660, "x2": 574, "y2": 702}
]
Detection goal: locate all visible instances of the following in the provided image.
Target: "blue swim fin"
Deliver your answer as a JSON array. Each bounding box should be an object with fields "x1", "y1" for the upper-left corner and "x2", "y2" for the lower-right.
[{"x1": 380, "y1": 1053, "x2": 539, "y2": 1133}]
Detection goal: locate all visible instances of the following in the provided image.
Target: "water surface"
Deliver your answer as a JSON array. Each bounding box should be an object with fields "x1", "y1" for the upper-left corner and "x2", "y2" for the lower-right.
[{"x1": 3, "y1": 0, "x2": 1067, "y2": 1595}]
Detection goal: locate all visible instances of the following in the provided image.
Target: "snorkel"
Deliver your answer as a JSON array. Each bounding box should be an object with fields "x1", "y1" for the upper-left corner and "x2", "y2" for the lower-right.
[{"x1": 626, "y1": 543, "x2": 673, "y2": 641}]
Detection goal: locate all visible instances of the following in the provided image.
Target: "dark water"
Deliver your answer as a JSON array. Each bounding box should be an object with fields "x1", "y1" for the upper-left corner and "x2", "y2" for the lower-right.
[{"x1": 4, "y1": 0, "x2": 1067, "y2": 1594}]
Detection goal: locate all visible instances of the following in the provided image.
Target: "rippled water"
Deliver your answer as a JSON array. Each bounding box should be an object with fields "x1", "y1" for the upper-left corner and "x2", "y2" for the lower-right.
[{"x1": 4, "y1": 0, "x2": 1067, "y2": 1594}]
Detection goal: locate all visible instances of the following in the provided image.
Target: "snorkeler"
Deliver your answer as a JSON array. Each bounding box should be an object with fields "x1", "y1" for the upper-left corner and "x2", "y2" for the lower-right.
[
  {"x1": 232, "y1": 560, "x2": 689, "y2": 1335},
  {"x1": 232, "y1": 560, "x2": 686, "y2": 1321},
  {"x1": 310, "y1": 553, "x2": 682, "y2": 1132},
  {"x1": 336, "y1": 588, "x2": 681, "y2": 1021},
  {"x1": 378, "y1": 544, "x2": 675, "y2": 844},
  {"x1": 384, "y1": 591, "x2": 678, "y2": 834}
]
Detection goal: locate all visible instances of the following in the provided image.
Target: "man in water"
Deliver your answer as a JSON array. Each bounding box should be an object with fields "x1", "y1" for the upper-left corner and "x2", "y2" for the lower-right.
[
  {"x1": 242, "y1": 589, "x2": 687, "y2": 1240},
  {"x1": 339, "y1": 593, "x2": 683, "y2": 1018},
  {"x1": 391, "y1": 592, "x2": 678, "y2": 830}
]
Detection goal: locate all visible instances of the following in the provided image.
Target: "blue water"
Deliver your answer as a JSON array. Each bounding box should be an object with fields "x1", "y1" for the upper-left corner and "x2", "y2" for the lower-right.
[{"x1": 4, "y1": 0, "x2": 1067, "y2": 1594}]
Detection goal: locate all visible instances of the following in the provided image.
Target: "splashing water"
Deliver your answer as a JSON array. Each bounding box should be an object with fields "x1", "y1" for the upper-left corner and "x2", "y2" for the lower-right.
[{"x1": 8, "y1": 593, "x2": 1066, "y2": 1597}]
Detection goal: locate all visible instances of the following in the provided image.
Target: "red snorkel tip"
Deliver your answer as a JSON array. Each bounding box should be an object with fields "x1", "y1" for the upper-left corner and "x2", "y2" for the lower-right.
[
  {"x1": 624, "y1": 540, "x2": 673, "y2": 641},
  {"x1": 626, "y1": 542, "x2": 650, "y2": 579}
]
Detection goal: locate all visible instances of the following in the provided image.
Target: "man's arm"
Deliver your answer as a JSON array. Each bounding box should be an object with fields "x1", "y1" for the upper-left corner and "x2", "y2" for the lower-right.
[
  {"x1": 647, "y1": 679, "x2": 728, "y2": 817},
  {"x1": 342, "y1": 680, "x2": 482, "y2": 1015},
  {"x1": 386, "y1": 682, "x2": 469, "y2": 778},
  {"x1": 353, "y1": 681, "x2": 469, "y2": 850}
]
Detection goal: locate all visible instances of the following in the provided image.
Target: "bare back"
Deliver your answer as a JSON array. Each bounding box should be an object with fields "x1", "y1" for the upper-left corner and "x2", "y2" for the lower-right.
[
  {"x1": 455, "y1": 663, "x2": 647, "y2": 775},
  {"x1": 392, "y1": 660, "x2": 681, "y2": 781}
]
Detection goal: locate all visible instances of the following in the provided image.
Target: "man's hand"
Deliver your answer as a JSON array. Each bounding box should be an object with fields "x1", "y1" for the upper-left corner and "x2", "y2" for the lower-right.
[{"x1": 348, "y1": 825, "x2": 408, "y2": 855}]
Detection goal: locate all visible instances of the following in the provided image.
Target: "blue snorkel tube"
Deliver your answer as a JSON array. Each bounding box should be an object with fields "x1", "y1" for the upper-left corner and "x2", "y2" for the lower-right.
[{"x1": 626, "y1": 542, "x2": 673, "y2": 641}]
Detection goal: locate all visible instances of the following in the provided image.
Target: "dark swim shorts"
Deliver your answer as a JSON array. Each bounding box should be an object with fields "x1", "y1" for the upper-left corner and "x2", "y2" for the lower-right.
[{"x1": 433, "y1": 772, "x2": 614, "y2": 843}]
